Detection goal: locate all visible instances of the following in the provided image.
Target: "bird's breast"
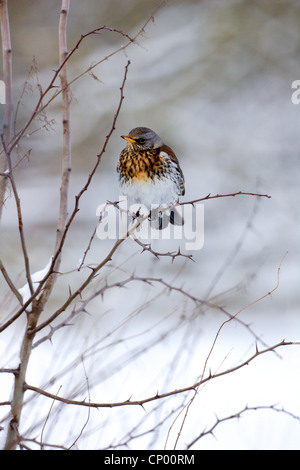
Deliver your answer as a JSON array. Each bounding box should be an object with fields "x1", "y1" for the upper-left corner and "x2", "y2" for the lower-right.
[
  {"x1": 118, "y1": 148, "x2": 165, "y2": 182},
  {"x1": 131, "y1": 171, "x2": 149, "y2": 183}
]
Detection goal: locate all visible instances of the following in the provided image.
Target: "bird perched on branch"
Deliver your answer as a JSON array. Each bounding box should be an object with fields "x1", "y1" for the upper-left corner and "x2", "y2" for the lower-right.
[{"x1": 117, "y1": 127, "x2": 185, "y2": 229}]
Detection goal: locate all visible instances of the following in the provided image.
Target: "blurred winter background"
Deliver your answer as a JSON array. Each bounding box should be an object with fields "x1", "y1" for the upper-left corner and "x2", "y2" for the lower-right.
[{"x1": 0, "y1": 0, "x2": 299, "y2": 450}]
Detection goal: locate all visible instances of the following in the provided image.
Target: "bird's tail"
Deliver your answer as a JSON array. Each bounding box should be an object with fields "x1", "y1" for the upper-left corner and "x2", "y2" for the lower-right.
[
  {"x1": 149, "y1": 206, "x2": 184, "y2": 230},
  {"x1": 170, "y1": 208, "x2": 184, "y2": 226}
]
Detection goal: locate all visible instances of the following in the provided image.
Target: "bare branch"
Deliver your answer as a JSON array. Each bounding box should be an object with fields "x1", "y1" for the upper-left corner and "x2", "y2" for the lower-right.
[
  {"x1": 0, "y1": 0, "x2": 12, "y2": 220},
  {"x1": 0, "y1": 259, "x2": 23, "y2": 305},
  {"x1": 159, "y1": 191, "x2": 271, "y2": 217},
  {"x1": 133, "y1": 238, "x2": 194, "y2": 262},
  {"x1": 4, "y1": 1, "x2": 72, "y2": 450},
  {"x1": 24, "y1": 340, "x2": 299, "y2": 412},
  {"x1": 186, "y1": 404, "x2": 300, "y2": 449},
  {"x1": 0, "y1": 135, "x2": 34, "y2": 297},
  {"x1": 36, "y1": 0, "x2": 71, "y2": 309}
]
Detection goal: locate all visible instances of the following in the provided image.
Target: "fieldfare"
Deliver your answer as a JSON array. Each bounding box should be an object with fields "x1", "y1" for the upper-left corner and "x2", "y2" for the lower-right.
[{"x1": 117, "y1": 127, "x2": 185, "y2": 229}]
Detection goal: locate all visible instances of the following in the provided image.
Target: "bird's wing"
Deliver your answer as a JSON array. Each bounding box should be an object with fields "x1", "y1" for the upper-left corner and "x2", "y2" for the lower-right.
[{"x1": 161, "y1": 144, "x2": 185, "y2": 196}]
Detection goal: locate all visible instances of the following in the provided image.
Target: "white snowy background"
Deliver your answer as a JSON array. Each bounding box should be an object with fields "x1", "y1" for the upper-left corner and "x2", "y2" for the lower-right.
[{"x1": 0, "y1": 0, "x2": 299, "y2": 450}]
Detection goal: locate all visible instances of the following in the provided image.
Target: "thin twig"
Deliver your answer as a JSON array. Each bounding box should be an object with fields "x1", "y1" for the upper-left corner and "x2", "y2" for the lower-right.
[
  {"x1": 160, "y1": 191, "x2": 271, "y2": 217},
  {"x1": 179, "y1": 191, "x2": 271, "y2": 205},
  {"x1": 186, "y1": 404, "x2": 300, "y2": 449},
  {"x1": 40, "y1": 385, "x2": 62, "y2": 450},
  {"x1": 1, "y1": 135, "x2": 34, "y2": 297},
  {"x1": 0, "y1": 259, "x2": 23, "y2": 305}
]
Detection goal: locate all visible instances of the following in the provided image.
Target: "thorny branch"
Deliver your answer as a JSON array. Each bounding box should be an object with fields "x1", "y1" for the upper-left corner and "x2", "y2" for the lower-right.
[
  {"x1": 186, "y1": 404, "x2": 300, "y2": 449},
  {"x1": 107, "y1": 190, "x2": 271, "y2": 263},
  {"x1": 30, "y1": 273, "x2": 275, "y2": 351},
  {"x1": 23, "y1": 340, "x2": 300, "y2": 409}
]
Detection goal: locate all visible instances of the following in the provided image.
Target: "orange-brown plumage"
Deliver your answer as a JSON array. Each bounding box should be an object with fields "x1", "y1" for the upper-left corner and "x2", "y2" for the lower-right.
[{"x1": 118, "y1": 147, "x2": 166, "y2": 183}]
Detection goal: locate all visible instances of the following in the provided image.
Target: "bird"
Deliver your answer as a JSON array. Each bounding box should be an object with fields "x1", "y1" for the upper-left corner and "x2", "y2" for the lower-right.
[{"x1": 117, "y1": 127, "x2": 185, "y2": 230}]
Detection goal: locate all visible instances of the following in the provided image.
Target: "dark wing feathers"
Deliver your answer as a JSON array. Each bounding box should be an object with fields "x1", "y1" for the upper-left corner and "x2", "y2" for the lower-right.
[{"x1": 161, "y1": 144, "x2": 185, "y2": 196}]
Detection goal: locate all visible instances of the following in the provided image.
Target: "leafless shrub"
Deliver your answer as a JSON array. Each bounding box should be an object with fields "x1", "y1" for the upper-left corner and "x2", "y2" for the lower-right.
[{"x1": 0, "y1": 0, "x2": 299, "y2": 451}]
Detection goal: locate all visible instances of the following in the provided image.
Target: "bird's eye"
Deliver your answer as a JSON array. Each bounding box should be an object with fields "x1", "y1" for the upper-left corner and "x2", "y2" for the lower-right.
[{"x1": 138, "y1": 138, "x2": 146, "y2": 145}]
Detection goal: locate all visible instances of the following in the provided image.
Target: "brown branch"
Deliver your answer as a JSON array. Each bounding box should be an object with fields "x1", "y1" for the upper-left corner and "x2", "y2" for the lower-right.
[
  {"x1": 181, "y1": 191, "x2": 271, "y2": 205},
  {"x1": 31, "y1": 273, "x2": 276, "y2": 352},
  {"x1": 77, "y1": 211, "x2": 106, "y2": 272},
  {"x1": 4, "y1": 321, "x2": 36, "y2": 449},
  {"x1": 55, "y1": 3, "x2": 163, "y2": 98},
  {"x1": 30, "y1": 234, "x2": 126, "y2": 335},
  {"x1": 57, "y1": 0, "x2": 71, "y2": 247},
  {"x1": 111, "y1": 190, "x2": 270, "y2": 262},
  {"x1": 133, "y1": 238, "x2": 193, "y2": 262},
  {"x1": 0, "y1": 0, "x2": 12, "y2": 220},
  {"x1": 36, "y1": 0, "x2": 71, "y2": 310},
  {"x1": 160, "y1": 191, "x2": 271, "y2": 216},
  {"x1": 1, "y1": 136, "x2": 34, "y2": 297},
  {"x1": 187, "y1": 404, "x2": 300, "y2": 449},
  {"x1": 4, "y1": 1, "x2": 72, "y2": 450},
  {"x1": 24, "y1": 340, "x2": 299, "y2": 410},
  {"x1": 0, "y1": 259, "x2": 23, "y2": 305}
]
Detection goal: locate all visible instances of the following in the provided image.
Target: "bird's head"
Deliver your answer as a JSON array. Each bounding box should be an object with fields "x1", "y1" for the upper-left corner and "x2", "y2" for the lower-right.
[{"x1": 121, "y1": 127, "x2": 163, "y2": 150}]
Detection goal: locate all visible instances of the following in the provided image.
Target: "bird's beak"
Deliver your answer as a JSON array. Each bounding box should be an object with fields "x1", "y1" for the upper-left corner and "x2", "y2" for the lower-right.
[{"x1": 121, "y1": 135, "x2": 136, "y2": 143}]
